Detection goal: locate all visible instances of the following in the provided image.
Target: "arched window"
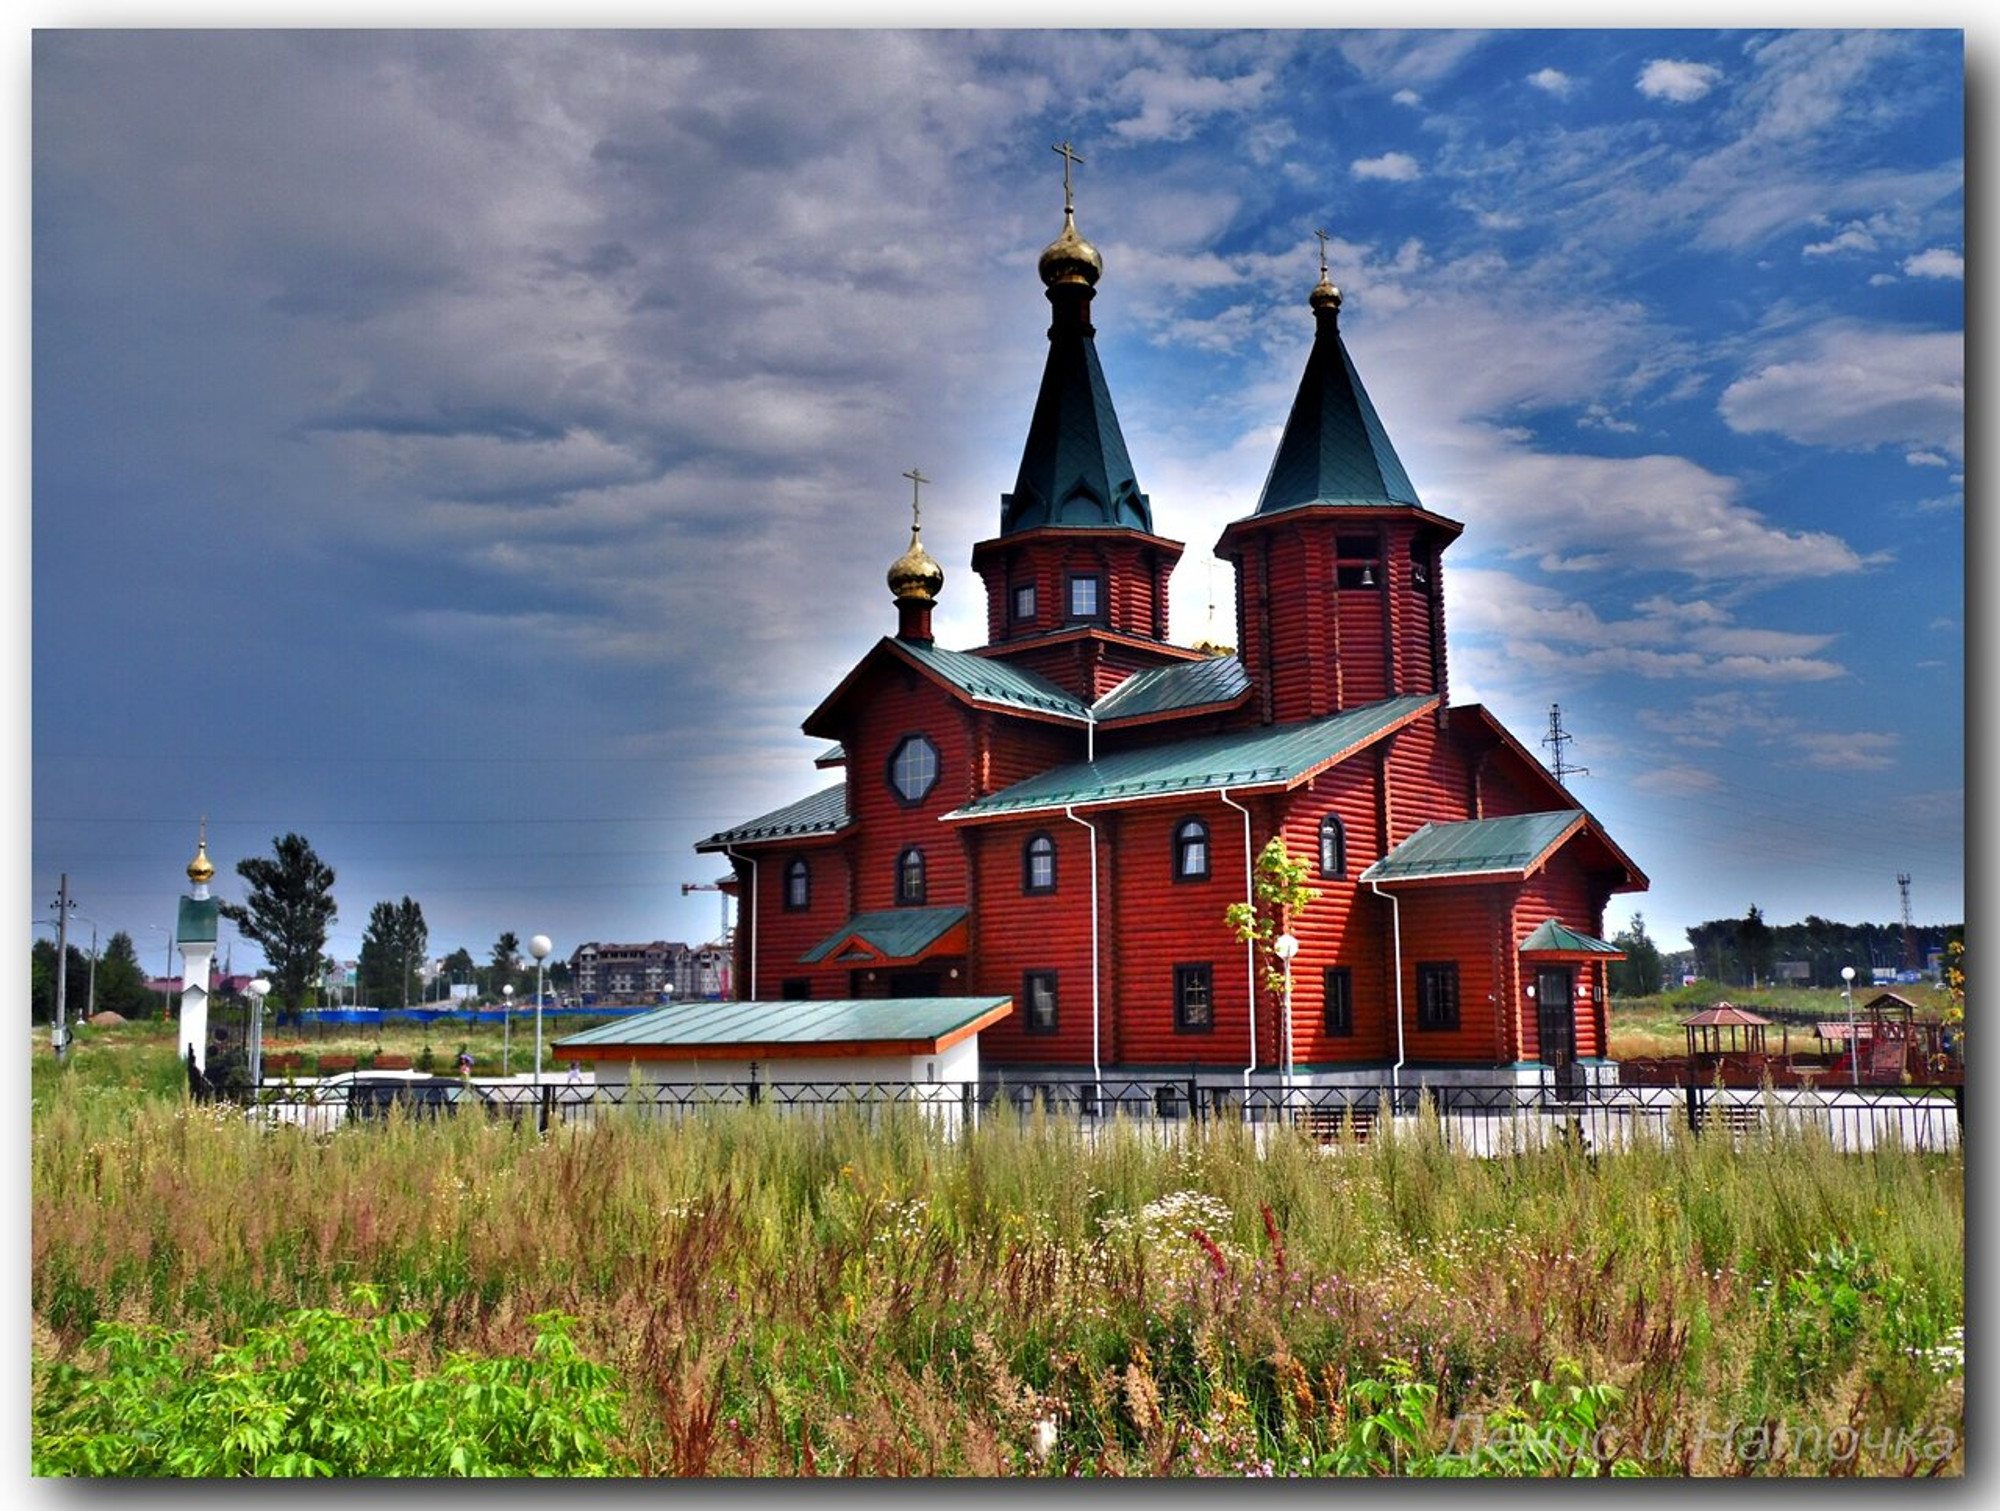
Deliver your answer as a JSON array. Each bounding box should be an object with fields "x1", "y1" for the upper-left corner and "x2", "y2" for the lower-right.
[
  {"x1": 783, "y1": 856, "x2": 810, "y2": 911},
  {"x1": 1318, "y1": 814, "x2": 1347, "y2": 880},
  {"x1": 896, "y1": 846, "x2": 927, "y2": 906},
  {"x1": 1173, "y1": 817, "x2": 1210, "y2": 882},
  {"x1": 1022, "y1": 832, "x2": 1057, "y2": 894}
]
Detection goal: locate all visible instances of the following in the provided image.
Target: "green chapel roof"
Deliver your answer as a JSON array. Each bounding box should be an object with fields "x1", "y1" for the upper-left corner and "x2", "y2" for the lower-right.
[
  {"x1": 696, "y1": 784, "x2": 851, "y2": 851},
  {"x1": 1359, "y1": 811, "x2": 1586, "y2": 884},
  {"x1": 946, "y1": 694, "x2": 1434, "y2": 821}
]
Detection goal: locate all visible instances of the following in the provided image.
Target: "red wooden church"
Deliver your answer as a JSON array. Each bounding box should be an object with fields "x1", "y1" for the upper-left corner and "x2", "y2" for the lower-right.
[{"x1": 697, "y1": 184, "x2": 1645, "y2": 1090}]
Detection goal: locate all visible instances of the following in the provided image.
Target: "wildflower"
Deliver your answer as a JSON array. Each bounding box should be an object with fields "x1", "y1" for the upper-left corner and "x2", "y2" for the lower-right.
[{"x1": 1028, "y1": 1416, "x2": 1058, "y2": 1465}]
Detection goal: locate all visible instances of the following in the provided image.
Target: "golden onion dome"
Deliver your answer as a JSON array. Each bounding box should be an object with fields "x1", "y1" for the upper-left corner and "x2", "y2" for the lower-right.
[
  {"x1": 187, "y1": 834, "x2": 215, "y2": 886},
  {"x1": 1038, "y1": 208, "x2": 1103, "y2": 289},
  {"x1": 1310, "y1": 270, "x2": 1343, "y2": 317},
  {"x1": 887, "y1": 526, "x2": 945, "y2": 604}
]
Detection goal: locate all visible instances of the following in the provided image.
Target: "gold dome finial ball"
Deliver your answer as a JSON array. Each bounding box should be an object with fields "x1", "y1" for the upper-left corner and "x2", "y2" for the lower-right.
[
  {"x1": 1039, "y1": 211, "x2": 1103, "y2": 289},
  {"x1": 1310, "y1": 273, "x2": 1343, "y2": 315},
  {"x1": 888, "y1": 530, "x2": 945, "y2": 604},
  {"x1": 187, "y1": 837, "x2": 215, "y2": 886}
]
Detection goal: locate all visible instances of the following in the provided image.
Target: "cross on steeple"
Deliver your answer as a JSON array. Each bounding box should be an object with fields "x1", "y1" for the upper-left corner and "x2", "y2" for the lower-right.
[
  {"x1": 1314, "y1": 227, "x2": 1332, "y2": 281},
  {"x1": 1052, "y1": 140, "x2": 1084, "y2": 214},
  {"x1": 902, "y1": 466, "x2": 931, "y2": 531}
]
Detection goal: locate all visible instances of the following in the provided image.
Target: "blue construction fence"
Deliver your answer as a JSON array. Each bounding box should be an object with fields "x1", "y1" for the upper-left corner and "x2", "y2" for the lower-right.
[{"x1": 273, "y1": 1004, "x2": 675, "y2": 1030}]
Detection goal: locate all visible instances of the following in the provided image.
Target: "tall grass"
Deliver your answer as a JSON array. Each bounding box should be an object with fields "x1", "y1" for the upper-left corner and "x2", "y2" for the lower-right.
[{"x1": 32, "y1": 1034, "x2": 1963, "y2": 1476}]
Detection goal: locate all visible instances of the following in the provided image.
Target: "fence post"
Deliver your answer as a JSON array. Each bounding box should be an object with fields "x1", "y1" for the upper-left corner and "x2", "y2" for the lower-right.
[
  {"x1": 748, "y1": 1061, "x2": 761, "y2": 1108},
  {"x1": 538, "y1": 1083, "x2": 553, "y2": 1134},
  {"x1": 1953, "y1": 1083, "x2": 1963, "y2": 1135},
  {"x1": 1188, "y1": 1073, "x2": 1201, "y2": 1127},
  {"x1": 1686, "y1": 1064, "x2": 1702, "y2": 1137}
]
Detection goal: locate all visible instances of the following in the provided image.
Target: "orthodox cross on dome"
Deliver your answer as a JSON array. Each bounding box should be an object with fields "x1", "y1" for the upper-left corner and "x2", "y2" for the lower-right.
[
  {"x1": 1315, "y1": 227, "x2": 1335, "y2": 281},
  {"x1": 1052, "y1": 140, "x2": 1084, "y2": 214},
  {"x1": 902, "y1": 466, "x2": 931, "y2": 532}
]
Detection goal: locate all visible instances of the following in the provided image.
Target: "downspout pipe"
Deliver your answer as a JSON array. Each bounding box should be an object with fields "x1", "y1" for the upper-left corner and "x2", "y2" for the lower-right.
[
  {"x1": 1063, "y1": 806, "x2": 1102, "y2": 1099},
  {"x1": 1219, "y1": 789, "x2": 1257, "y2": 1098},
  {"x1": 724, "y1": 847, "x2": 757, "y2": 1001},
  {"x1": 1369, "y1": 878, "x2": 1406, "y2": 1106}
]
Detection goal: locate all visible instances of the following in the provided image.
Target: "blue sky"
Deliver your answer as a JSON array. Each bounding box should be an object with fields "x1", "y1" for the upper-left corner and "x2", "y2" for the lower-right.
[{"x1": 27, "y1": 25, "x2": 1965, "y2": 977}]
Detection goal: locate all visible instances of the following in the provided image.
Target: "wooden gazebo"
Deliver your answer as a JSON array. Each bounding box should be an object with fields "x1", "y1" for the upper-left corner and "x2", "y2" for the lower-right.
[{"x1": 1682, "y1": 1002, "x2": 1774, "y2": 1060}]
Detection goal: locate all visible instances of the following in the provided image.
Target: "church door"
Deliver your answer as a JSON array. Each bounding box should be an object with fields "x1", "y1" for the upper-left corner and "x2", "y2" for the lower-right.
[{"x1": 1536, "y1": 967, "x2": 1581, "y2": 1096}]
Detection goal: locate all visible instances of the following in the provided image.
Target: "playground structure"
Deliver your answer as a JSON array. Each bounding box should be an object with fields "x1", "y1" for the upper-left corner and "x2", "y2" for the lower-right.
[{"x1": 1618, "y1": 992, "x2": 1962, "y2": 1089}]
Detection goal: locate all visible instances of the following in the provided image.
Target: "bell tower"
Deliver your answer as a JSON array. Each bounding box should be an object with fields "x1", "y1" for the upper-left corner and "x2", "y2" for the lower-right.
[
  {"x1": 1215, "y1": 238, "x2": 1462, "y2": 724},
  {"x1": 970, "y1": 143, "x2": 1193, "y2": 702}
]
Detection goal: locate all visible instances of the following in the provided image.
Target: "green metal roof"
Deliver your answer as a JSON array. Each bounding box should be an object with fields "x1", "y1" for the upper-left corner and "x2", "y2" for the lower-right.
[
  {"x1": 898, "y1": 640, "x2": 1092, "y2": 721},
  {"x1": 1520, "y1": 918, "x2": 1623, "y2": 955},
  {"x1": 1254, "y1": 302, "x2": 1421, "y2": 515},
  {"x1": 696, "y1": 783, "x2": 850, "y2": 851},
  {"x1": 1359, "y1": 811, "x2": 1584, "y2": 884},
  {"x1": 814, "y1": 744, "x2": 846, "y2": 767},
  {"x1": 176, "y1": 895, "x2": 219, "y2": 944},
  {"x1": 801, "y1": 906, "x2": 968, "y2": 965},
  {"x1": 1091, "y1": 655, "x2": 1250, "y2": 724},
  {"x1": 1000, "y1": 291, "x2": 1153, "y2": 535},
  {"x1": 554, "y1": 995, "x2": 1011, "y2": 1052},
  {"x1": 947, "y1": 694, "x2": 1434, "y2": 821}
]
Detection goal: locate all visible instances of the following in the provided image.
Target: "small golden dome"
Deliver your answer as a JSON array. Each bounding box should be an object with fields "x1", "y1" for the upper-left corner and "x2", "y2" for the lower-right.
[
  {"x1": 1038, "y1": 209, "x2": 1103, "y2": 289},
  {"x1": 1310, "y1": 271, "x2": 1343, "y2": 316},
  {"x1": 187, "y1": 835, "x2": 215, "y2": 886},
  {"x1": 888, "y1": 527, "x2": 945, "y2": 604}
]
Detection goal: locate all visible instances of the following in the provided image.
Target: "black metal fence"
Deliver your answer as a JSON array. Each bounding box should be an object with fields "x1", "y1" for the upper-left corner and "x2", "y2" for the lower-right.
[{"x1": 226, "y1": 1072, "x2": 1963, "y2": 1154}]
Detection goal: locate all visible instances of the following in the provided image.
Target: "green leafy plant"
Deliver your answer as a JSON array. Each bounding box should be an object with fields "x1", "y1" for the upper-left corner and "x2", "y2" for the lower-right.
[
  {"x1": 1225, "y1": 837, "x2": 1318, "y2": 995},
  {"x1": 33, "y1": 1290, "x2": 630, "y2": 1477}
]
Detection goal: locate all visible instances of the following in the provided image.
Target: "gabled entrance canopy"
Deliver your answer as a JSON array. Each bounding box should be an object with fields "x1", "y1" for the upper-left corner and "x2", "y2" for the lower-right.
[
  {"x1": 1519, "y1": 917, "x2": 1625, "y2": 962},
  {"x1": 801, "y1": 906, "x2": 969, "y2": 967}
]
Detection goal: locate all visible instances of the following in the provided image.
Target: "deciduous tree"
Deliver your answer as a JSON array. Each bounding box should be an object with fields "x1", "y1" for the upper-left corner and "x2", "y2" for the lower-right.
[{"x1": 218, "y1": 834, "x2": 337, "y2": 1009}]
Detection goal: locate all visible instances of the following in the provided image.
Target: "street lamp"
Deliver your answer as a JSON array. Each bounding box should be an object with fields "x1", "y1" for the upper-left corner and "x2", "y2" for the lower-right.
[
  {"x1": 1841, "y1": 965, "x2": 1858, "y2": 1087},
  {"x1": 529, "y1": 935, "x2": 553, "y2": 1084},
  {"x1": 1273, "y1": 932, "x2": 1300, "y2": 1094},
  {"x1": 502, "y1": 985, "x2": 515, "y2": 1076},
  {"x1": 246, "y1": 977, "x2": 271, "y2": 1087}
]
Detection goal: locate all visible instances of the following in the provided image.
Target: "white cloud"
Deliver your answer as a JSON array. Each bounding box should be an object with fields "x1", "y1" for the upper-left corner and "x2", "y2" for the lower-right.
[
  {"x1": 1109, "y1": 64, "x2": 1275, "y2": 143},
  {"x1": 1352, "y1": 151, "x2": 1421, "y2": 182},
  {"x1": 1392, "y1": 88, "x2": 1422, "y2": 108},
  {"x1": 1802, "y1": 226, "x2": 1877, "y2": 257},
  {"x1": 1906, "y1": 451, "x2": 1950, "y2": 468},
  {"x1": 1528, "y1": 68, "x2": 1573, "y2": 97},
  {"x1": 1793, "y1": 731, "x2": 1901, "y2": 771},
  {"x1": 1903, "y1": 247, "x2": 1964, "y2": 280},
  {"x1": 1637, "y1": 59, "x2": 1723, "y2": 103},
  {"x1": 1631, "y1": 764, "x2": 1724, "y2": 797},
  {"x1": 1337, "y1": 31, "x2": 1487, "y2": 88},
  {"x1": 1446, "y1": 573, "x2": 1849, "y2": 689},
  {"x1": 1719, "y1": 322, "x2": 1963, "y2": 460},
  {"x1": 1578, "y1": 404, "x2": 1638, "y2": 433}
]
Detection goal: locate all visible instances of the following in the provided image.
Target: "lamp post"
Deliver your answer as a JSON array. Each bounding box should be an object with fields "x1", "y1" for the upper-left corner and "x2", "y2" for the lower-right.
[
  {"x1": 502, "y1": 985, "x2": 514, "y2": 1076},
  {"x1": 246, "y1": 977, "x2": 271, "y2": 1087},
  {"x1": 529, "y1": 935, "x2": 553, "y2": 1085},
  {"x1": 1841, "y1": 965, "x2": 1858, "y2": 1087},
  {"x1": 1273, "y1": 932, "x2": 1300, "y2": 1095}
]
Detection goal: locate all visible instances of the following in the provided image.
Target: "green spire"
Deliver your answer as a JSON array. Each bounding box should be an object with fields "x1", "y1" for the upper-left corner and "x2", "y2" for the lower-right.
[
  {"x1": 999, "y1": 147, "x2": 1154, "y2": 536},
  {"x1": 1254, "y1": 269, "x2": 1421, "y2": 515}
]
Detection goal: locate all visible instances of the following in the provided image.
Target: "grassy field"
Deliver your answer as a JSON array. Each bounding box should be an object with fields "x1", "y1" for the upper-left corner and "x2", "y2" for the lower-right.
[{"x1": 31, "y1": 1017, "x2": 1965, "y2": 1477}]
